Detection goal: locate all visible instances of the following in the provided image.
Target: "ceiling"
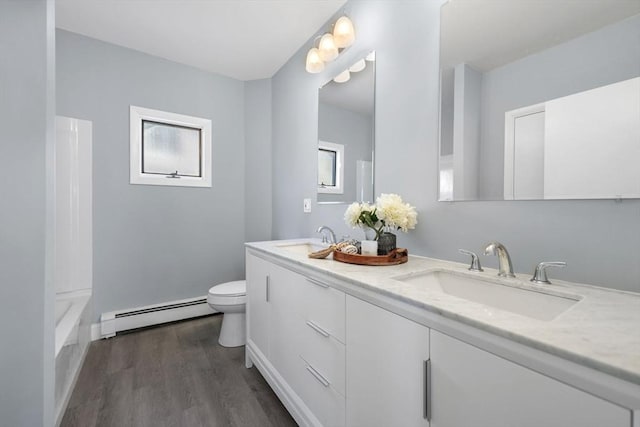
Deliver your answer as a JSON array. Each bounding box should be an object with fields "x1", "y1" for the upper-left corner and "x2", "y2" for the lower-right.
[
  {"x1": 441, "y1": 0, "x2": 640, "y2": 71},
  {"x1": 56, "y1": 0, "x2": 348, "y2": 81}
]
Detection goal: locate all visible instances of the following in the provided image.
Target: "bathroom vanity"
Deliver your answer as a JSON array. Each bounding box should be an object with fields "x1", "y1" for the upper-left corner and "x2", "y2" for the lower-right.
[{"x1": 245, "y1": 240, "x2": 640, "y2": 427}]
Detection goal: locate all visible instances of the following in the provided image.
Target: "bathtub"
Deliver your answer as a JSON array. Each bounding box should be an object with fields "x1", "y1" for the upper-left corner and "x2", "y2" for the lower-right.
[{"x1": 55, "y1": 291, "x2": 92, "y2": 426}]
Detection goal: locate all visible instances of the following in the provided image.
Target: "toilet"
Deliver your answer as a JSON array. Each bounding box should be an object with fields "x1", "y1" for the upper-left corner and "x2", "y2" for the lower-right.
[{"x1": 207, "y1": 280, "x2": 246, "y2": 347}]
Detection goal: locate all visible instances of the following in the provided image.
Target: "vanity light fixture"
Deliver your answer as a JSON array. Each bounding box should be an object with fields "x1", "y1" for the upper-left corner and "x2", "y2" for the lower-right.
[
  {"x1": 318, "y1": 33, "x2": 339, "y2": 62},
  {"x1": 333, "y1": 69, "x2": 350, "y2": 83},
  {"x1": 305, "y1": 15, "x2": 356, "y2": 74},
  {"x1": 349, "y1": 58, "x2": 366, "y2": 73},
  {"x1": 305, "y1": 47, "x2": 325, "y2": 73},
  {"x1": 333, "y1": 15, "x2": 355, "y2": 48}
]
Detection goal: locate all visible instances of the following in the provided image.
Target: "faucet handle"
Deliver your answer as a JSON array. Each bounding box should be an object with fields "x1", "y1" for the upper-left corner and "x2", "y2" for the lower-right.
[
  {"x1": 530, "y1": 261, "x2": 566, "y2": 284},
  {"x1": 459, "y1": 249, "x2": 483, "y2": 272}
]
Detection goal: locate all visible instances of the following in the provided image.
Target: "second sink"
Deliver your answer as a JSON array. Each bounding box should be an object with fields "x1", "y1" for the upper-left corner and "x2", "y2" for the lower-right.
[
  {"x1": 276, "y1": 241, "x2": 329, "y2": 255},
  {"x1": 393, "y1": 270, "x2": 580, "y2": 321}
]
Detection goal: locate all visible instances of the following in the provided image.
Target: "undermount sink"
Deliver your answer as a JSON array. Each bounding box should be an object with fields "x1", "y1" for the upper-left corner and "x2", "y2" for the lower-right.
[
  {"x1": 277, "y1": 241, "x2": 329, "y2": 255},
  {"x1": 393, "y1": 270, "x2": 580, "y2": 321}
]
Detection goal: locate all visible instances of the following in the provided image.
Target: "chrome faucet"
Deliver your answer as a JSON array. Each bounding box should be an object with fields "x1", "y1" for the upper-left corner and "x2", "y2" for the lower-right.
[
  {"x1": 459, "y1": 249, "x2": 483, "y2": 272},
  {"x1": 531, "y1": 261, "x2": 566, "y2": 284},
  {"x1": 484, "y1": 242, "x2": 515, "y2": 277},
  {"x1": 316, "y1": 226, "x2": 336, "y2": 244}
]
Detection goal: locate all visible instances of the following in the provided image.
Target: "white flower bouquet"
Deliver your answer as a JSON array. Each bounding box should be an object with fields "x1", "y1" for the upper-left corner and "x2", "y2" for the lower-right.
[{"x1": 344, "y1": 194, "x2": 417, "y2": 240}]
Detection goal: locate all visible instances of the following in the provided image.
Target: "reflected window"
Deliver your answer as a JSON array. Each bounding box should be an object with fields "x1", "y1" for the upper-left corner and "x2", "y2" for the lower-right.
[
  {"x1": 318, "y1": 141, "x2": 344, "y2": 194},
  {"x1": 318, "y1": 148, "x2": 337, "y2": 187}
]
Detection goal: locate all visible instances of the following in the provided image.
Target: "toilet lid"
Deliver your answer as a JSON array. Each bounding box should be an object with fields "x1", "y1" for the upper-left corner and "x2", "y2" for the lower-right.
[{"x1": 209, "y1": 280, "x2": 246, "y2": 297}]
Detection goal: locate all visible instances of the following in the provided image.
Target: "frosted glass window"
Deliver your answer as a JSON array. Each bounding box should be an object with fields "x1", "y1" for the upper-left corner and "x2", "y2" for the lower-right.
[
  {"x1": 142, "y1": 121, "x2": 201, "y2": 177},
  {"x1": 318, "y1": 148, "x2": 337, "y2": 187},
  {"x1": 130, "y1": 106, "x2": 212, "y2": 188}
]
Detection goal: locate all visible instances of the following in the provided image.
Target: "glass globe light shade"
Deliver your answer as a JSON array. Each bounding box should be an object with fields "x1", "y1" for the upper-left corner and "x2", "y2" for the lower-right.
[
  {"x1": 333, "y1": 69, "x2": 351, "y2": 83},
  {"x1": 333, "y1": 16, "x2": 355, "y2": 48},
  {"x1": 318, "y1": 33, "x2": 339, "y2": 62},
  {"x1": 349, "y1": 58, "x2": 366, "y2": 73},
  {"x1": 305, "y1": 48, "x2": 325, "y2": 73}
]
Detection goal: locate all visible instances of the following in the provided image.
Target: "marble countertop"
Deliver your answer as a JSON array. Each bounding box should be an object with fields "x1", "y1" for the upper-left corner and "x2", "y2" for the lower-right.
[{"x1": 246, "y1": 239, "x2": 640, "y2": 386}]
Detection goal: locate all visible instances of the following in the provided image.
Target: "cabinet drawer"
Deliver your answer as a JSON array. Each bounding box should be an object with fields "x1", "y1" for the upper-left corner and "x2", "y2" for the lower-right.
[
  {"x1": 294, "y1": 355, "x2": 345, "y2": 427},
  {"x1": 299, "y1": 275, "x2": 345, "y2": 343},
  {"x1": 299, "y1": 319, "x2": 346, "y2": 396}
]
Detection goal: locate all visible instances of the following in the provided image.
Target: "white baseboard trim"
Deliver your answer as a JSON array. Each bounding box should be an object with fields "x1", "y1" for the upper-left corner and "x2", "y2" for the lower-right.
[
  {"x1": 97, "y1": 295, "x2": 216, "y2": 339},
  {"x1": 246, "y1": 341, "x2": 320, "y2": 427},
  {"x1": 90, "y1": 323, "x2": 101, "y2": 341}
]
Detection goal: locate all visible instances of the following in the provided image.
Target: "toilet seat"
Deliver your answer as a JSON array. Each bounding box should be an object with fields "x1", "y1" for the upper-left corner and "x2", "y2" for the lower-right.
[{"x1": 208, "y1": 280, "x2": 246, "y2": 306}]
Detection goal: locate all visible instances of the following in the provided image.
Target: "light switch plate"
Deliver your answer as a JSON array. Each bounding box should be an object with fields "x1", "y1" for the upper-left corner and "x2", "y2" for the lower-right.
[{"x1": 303, "y1": 198, "x2": 312, "y2": 213}]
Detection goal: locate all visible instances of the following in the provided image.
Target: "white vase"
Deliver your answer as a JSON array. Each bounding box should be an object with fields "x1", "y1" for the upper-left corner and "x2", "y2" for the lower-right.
[
  {"x1": 362, "y1": 227, "x2": 376, "y2": 241},
  {"x1": 361, "y1": 240, "x2": 378, "y2": 256}
]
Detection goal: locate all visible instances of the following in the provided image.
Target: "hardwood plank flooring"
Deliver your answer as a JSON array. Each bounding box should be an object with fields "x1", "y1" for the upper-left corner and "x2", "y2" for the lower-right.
[{"x1": 61, "y1": 315, "x2": 297, "y2": 427}]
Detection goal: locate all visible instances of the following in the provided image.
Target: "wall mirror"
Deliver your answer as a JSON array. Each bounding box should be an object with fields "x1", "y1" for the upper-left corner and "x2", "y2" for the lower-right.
[
  {"x1": 438, "y1": 1, "x2": 640, "y2": 201},
  {"x1": 318, "y1": 51, "x2": 376, "y2": 204}
]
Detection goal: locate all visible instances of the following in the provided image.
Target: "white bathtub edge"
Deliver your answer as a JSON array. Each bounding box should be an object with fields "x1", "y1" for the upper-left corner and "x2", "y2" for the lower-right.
[
  {"x1": 55, "y1": 292, "x2": 91, "y2": 358},
  {"x1": 54, "y1": 337, "x2": 90, "y2": 427}
]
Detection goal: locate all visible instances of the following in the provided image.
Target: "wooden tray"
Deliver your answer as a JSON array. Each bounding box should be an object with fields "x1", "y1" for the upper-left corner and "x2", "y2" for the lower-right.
[{"x1": 332, "y1": 248, "x2": 408, "y2": 266}]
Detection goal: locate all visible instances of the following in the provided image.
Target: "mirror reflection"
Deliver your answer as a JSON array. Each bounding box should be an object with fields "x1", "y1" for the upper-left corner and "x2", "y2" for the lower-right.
[
  {"x1": 318, "y1": 51, "x2": 375, "y2": 204},
  {"x1": 438, "y1": 1, "x2": 640, "y2": 201}
]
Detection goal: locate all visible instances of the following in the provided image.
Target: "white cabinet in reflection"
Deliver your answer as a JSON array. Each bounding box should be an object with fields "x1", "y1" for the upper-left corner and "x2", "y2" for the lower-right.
[
  {"x1": 544, "y1": 77, "x2": 640, "y2": 199},
  {"x1": 504, "y1": 77, "x2": 640, "y2": 200},
  {"x1": 504, "y1": 105, "x2": 545, "y2": 200}
]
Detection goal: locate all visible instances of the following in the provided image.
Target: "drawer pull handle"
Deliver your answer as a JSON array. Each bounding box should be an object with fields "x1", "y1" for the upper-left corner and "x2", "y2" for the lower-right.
[
  {"x1": 265, "y1": 275, "x2": 270, "y2": 302},
  {"x1": 424, "y1": 359, "x2": 431, "y2": 421},
  {"x1": 306, "y1": 277, "x2": 329, "y2": 289},
  {"x1": 306, "y1": 320, "x2": 330, "y2": 338},
  {"x1": 306, "y1": 364, "x2": 330, "y2": 387}
]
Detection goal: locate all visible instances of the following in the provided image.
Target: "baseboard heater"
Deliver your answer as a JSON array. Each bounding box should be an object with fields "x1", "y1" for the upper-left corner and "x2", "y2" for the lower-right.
[{"x1": 100, "y1": 295, "x2": 215, "y2": 338}]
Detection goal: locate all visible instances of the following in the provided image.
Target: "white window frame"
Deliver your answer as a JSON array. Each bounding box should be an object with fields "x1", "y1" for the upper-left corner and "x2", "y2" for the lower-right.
[
  {"x1": 130, "y1": 105, "x2": 212, "y2": 187},
  {"x1": 318, "y1": 140, "x2": 344, "y2": 194}
]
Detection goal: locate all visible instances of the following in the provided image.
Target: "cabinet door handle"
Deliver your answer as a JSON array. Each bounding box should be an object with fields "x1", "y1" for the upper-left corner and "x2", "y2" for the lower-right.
[
  {"x1": 265, "y1": 275, "x2": 270, "y2": 302},
  {"x1": 306, "y1": 364, "x2": 330, "y2": 387},
  {"x1": 306, "y1": 277, "x2": 329, "y2": 289},
  {"x1": 424, "y1": 359, "x2": 431, "y2": 421},
  {"x1": 306, "y1": 320, "x2": 330, "y2": 338}
]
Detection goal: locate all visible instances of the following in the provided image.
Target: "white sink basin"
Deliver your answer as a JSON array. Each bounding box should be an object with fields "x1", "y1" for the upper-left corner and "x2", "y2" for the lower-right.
[
  {"x1": 276, "y1": 242, "x2": 329, "y2": 255},
  {"x1": 393, "y1": 270, "x2": 580, "y2": 321}
]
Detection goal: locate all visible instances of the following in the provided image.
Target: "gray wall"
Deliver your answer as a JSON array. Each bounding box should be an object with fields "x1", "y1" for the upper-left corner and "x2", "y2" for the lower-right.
[
  {"x1": 245, "y1": 79, "x2": 273, "y2": 242},
  {"x1": 271, "y1": 0, "x2": 640, "y2": 292},
  {"x1": 57, "y1": 30, "x2": 247, "y2": 320},
  {"x1": 452, "y1": 63, "x2": 481, "y2": 200},
  {"x1": 318, "y1": 102, "x2": 373, "y2": 203},
  {"x1": 479, "y1": 14, "x2": 640, "y2": 198},
  {"x1": 0, "y1": 1, "x2": 55, "y2": 425},
  {"x1": 439, "y1": 68, "x2": 454, "y2": 156}
]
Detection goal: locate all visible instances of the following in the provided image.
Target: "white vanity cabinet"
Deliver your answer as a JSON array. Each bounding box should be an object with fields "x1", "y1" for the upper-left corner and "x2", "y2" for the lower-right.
[
  {"x1": 246, "y1": 248, "x2": 635, "y2": 427},
  {"x1": 246, "y1": 253, "x2": 271, "y2": 357},
  {"x1": 346, "y1": 295, "x2": 430, "y2": 427},
  {"x1": 289, "y1": 272, "x2": 346, "y2": 427},
  {"x1": 246, "y1": 251, "x2": 346, "y2": 426},
  {"x1": 430, "y1": 330, "x2": 631, "y2": 427}
]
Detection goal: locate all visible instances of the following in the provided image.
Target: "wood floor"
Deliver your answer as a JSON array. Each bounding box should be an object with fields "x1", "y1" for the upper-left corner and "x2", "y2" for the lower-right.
[{"x1": 61, "y1": 315, "x2": 297, "y2": 427}]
